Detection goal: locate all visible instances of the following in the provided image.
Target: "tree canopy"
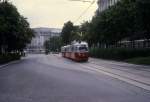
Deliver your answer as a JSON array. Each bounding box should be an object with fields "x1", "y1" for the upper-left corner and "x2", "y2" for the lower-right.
[
  {"x1": 0, "y1": 1, "x2": 34, "y2": 53},
  {"x1": 61, "y1": 21, "x2": 82, "y2": 45},
  {"x1": 44, "y1": 36, "x2": 62, "y2": 53},
  {"x1": 61, "y1": 21, "x2": 74, "y2": 45},
  {"x1": 78, "y1": 0, "x2": 150, "y2": 47}
]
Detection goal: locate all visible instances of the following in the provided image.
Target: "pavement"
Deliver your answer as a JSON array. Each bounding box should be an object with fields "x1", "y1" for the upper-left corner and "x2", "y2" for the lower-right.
[{"x1": 0, "y1": 54, "x2": 150, "y2": 102}]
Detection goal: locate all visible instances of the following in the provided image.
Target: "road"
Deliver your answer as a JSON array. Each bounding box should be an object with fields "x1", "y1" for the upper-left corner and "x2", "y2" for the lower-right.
[{"x1": 0, "y1": 54, "x2": 150, "y2": 102}]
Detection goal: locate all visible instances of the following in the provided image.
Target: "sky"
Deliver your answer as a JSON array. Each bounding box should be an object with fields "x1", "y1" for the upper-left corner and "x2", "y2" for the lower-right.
[{"x1": 10, "y1": 0, "x2": 98, "y2": 28}]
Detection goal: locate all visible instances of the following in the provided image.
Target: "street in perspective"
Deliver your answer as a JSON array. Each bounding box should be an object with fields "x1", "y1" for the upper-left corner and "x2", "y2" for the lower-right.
[
  {"x1": 0, "y1": 54, "x2": 150, "y2": 102},
  {"x1": 0, "y1": 0, "x2": 150, "y2": 102}
]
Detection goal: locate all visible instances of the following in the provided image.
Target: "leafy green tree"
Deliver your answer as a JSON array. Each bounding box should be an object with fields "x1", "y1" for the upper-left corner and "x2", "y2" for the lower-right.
[
  {"x1": 80, "y1": 21, "x2": 99, "y2": 47},
  {"x1": 61, "y1": 21, "x2": 82, "y2": 44},
  {"x1": 81, "y1": 0, "x2": 150, "y2": 47},
  {"x1": 0, "y1": 1, "x2": 34, "y2": 53},
  {"x1": 95, "y1": 0, "x2": 137, "y2": 44},
  {"x1": 70, "y1": 25, "x2": 81, "y2": 41},
  {"x1": 44, "y1": 40, "x2": 50, "y2": 54},
  {"x1": 44, "y1": 36, "x2": 62, "y2": 52},
  {"x1": 61, "y1": 21, "x2": 74, "y2": 44},
  {"x1": 135, "y1": 0, "x2": 150, "y2": 40}
]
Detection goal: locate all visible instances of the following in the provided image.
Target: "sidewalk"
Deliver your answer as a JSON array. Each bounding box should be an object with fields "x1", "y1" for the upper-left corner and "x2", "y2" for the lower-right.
[
  {"x1": 0, "y1": 60, "x2": 21, "y2": 69},
  {"x1": 87, "y1": 58, "x2": 150, "y2": 91}
]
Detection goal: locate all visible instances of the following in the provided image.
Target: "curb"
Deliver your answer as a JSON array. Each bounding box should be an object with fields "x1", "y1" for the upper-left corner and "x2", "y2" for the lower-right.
[{"x1": 0, "y1": 60, "x2": 20, "y2": 69}]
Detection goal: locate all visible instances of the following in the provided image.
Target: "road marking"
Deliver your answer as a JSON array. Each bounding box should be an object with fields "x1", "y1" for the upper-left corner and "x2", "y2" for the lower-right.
[{"x1": 79, "y1": 64, "x2": 150, "y2": 91}]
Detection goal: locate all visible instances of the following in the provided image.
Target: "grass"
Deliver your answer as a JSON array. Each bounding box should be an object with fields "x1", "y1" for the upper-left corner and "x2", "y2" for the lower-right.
[{"x1": 126, "y1": 56, "x2": 150, "y2": 65}]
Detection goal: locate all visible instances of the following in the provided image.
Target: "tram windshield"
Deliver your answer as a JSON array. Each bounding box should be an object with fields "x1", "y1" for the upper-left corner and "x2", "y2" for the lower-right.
[{"x1": 79, "y1": 46, "x2": 88, "y2": 51}]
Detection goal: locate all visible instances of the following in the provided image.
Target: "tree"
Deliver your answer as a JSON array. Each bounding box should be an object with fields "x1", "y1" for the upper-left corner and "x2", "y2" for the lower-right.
[
  {"x1": 0, "y1": 1, "x2": 34, "y2": 53},
  {"x1": 80, "y1": 21, "x2": 94, "y2": 47},
  {"x1": 10, "y1": 16, "x2": 34, "y2": 52},
  {"x1": 44, "y1": 36, "x2": 62, "y2": 53},
  {"x1": 81, "y1": 0, "x2": 149, "y2": 47},
  {"x1": 135, "y1": 0, "x2": 150, "y2": 40},
  {"x1": 61, "y1": 21, "x2": 74, "y2": 44},
  {"x1": 44, "y1": 40, "x2": 50, "y2": 54},
  {"x1": 70, "y1": 25, "x2": 81, "y2": 41},
  {"x1": 61, "y1": 21, "x2": 83, "y2": 45}
]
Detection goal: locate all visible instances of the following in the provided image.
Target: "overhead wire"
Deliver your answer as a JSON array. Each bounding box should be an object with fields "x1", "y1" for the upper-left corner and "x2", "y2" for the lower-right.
[{"x1": 74, "y1": 0, "x2": 96, "y2": 23}]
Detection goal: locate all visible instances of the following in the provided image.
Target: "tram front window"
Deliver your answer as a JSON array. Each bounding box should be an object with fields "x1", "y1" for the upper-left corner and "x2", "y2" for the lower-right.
[{"x1": 79, "y1": 47, "x2": 88, "y2": 51}]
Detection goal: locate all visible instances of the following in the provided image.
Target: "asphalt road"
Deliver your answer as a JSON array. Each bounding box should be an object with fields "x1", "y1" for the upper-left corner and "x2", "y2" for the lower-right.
[{"x1": 0, "y1": 54, "x2": 150, "y2": 102}]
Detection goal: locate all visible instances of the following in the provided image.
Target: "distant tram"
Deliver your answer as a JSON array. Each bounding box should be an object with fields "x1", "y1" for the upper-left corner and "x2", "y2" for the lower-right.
[{"x1": 61, "y1": 41, "x2": 89, "y2": 62}]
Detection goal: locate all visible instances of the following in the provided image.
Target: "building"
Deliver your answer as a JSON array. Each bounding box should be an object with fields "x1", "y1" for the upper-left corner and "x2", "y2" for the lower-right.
[
  {"x1": 26, "y1": 27, "x2": 61, "y2": 53},
  {"x1": 97, "y1": 0, "x2": 120, "y2": 12}
]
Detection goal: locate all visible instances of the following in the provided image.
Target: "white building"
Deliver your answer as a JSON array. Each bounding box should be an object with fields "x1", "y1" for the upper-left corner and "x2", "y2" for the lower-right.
[
  {"x1": 27, "y1": 27, "x2": 61, "y2": 53},
  {"x1": 97, "y1": 0, "x2": 120, "y2": 12}
]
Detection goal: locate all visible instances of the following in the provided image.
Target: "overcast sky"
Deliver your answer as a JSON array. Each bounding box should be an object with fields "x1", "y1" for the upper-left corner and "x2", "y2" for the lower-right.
[{"x1": 10, "y1": 0, "x2": 97, "y2": 28}]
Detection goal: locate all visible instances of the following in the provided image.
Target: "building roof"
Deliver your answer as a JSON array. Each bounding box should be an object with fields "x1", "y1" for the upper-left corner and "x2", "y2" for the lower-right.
[{"x1": 32, "y1": 27, "x2": 62, "y2": 33}]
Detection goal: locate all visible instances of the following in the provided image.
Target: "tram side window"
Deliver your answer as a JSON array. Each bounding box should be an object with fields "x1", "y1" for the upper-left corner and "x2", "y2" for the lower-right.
[
  {"x1": 72, "y1": 46, "x2": 75, "y2": 52},
  {"x1": 69, "y1": 47, "x2": 72, "y2": 52},
  {"x1": 66, "y1": 48, "x2": 68, "y2": 52},
  {"x1": 74, "y1": 46, "x2": 77, "y2": 52},
  {"x1": 71, "y1": 46, "x2": 74, "y2": 52}
]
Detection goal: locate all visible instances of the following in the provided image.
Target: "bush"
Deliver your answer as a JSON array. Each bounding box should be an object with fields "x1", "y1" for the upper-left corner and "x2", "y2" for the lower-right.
[
  {"x1": 90, "y1": 48, "x2": 150, "y2": 60},
  {"x1": 0, "y1": 53, "x2": 21, "y2": 64}
]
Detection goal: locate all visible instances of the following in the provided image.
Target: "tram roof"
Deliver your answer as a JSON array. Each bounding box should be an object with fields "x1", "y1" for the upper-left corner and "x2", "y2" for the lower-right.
[
  {"x1": 72, "y1": 41, "x2": 88, "y2": 45},
  {"x1": 62, "y1": 41, "x2": 88, "y2": 48}
]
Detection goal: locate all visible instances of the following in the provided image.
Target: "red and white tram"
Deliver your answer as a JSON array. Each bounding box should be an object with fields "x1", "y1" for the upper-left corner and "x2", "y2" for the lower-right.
[{"x1": 61, "y1": 41, "x2": 89, "y2": 62}]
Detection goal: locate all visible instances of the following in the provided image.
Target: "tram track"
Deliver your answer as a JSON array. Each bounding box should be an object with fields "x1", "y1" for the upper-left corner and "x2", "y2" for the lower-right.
[
  {"x1": 55, "y1": 54, "x2": 150, "y2": 80},
  {"x1": 54, "y1": 54, "x2": 150, "y2": 91},
  {"x1": 89, "y1": 61, "x2": 150, "y2": 78},
  {"x1": 90, "y1": 60, "x2": 150, "y2": 72},
  {"x1": 77, "y1": 62, "x2": 150, "y2": 91}
]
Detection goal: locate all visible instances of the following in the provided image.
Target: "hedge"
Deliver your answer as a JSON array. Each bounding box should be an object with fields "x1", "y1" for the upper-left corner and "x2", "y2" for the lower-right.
[
  {"x1": 90, "y1": 48, "x2": 150, "y2": 60},
  {"x1": 0, "y1": 53, "x2": 21, "y2": 64}
]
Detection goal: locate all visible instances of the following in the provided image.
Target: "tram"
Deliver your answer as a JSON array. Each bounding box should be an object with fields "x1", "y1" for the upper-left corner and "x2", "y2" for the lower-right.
[{"x1": 61, "y1": 41, "x2": 89, "y2": 61}]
